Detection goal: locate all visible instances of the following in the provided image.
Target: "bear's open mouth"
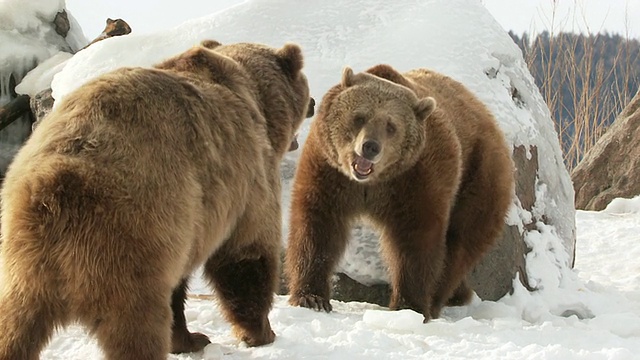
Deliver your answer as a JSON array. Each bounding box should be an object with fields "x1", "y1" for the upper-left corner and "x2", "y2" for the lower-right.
[{"x1": 352, "y1": 155, "x2": 374, "y2": 180}]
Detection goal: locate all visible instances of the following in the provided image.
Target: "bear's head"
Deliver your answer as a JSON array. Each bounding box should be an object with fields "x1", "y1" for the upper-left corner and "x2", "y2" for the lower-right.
[
  {"x1": 214, "y1": 42, "x2": 312, "y2": 157},
  {"x1": 157, "y1": 41, "x2": 312, "y2": 157},
  {"x1": 315, "y1": 66, "x2": 436, "y2": 183}
]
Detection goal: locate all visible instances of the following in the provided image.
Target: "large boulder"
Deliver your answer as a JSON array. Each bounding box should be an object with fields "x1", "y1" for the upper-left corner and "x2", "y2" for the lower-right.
[{"x1": 572, "y1": 90, "x2": 640, "y2": 210}]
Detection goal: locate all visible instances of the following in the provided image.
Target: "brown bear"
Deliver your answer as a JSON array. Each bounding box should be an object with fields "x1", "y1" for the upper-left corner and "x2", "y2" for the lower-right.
[
  {"x1": 168, "y1": 44, "x2": 317, "y2": 354},
  {"x1": 0, "y1": 41, "x2": 311, "y2": 360},
  {"x1": 285, "y1": 64, "x2": 514, "y2": 322}
]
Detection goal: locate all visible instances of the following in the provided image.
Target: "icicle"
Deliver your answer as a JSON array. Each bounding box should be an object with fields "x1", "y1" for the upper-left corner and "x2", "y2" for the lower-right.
[
  {"x1": 0, "y1": 72, "x2": 11, "y2": 106},
  {"x1": 0, "y1": 55, "x2": 39, "y2": 146}
]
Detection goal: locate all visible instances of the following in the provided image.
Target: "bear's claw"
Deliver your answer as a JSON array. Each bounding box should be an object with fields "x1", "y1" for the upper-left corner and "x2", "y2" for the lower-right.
[
  {"x1": 171, "y1": 331, "x2": 211, "y2": 354},
  {"x1": 232, "y1": 320, "x2": 276, "y2": 347},
  {"x1": 293, "y1": 294, "x2": 332, "y2": 313},
  {"x1": 241, "y1": 328, "x2": 276, "y2": 347}
]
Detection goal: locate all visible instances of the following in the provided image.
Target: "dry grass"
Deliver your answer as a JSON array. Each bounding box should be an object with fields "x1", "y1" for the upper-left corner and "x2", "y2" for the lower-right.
[{"x1": 522, "y1": 0, "x2": 637, "y2": 170}]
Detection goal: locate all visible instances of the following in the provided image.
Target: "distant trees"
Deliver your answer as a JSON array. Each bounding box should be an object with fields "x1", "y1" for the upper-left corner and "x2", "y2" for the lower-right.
[{"x1": 509, "y1": 31, "x2": 640, "y2": 169}]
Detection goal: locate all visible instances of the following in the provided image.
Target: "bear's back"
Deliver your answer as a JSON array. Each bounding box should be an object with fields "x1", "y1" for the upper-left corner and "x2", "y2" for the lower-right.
[
  {"x1": 404, "y1": 69, "x2": 508, "y2": 172},
  {"x1": 2, "y1": 66, "x2": 268, "y2": 245},
  {"x1": 16, "y1": 67, "x2": 266, "y2": 180}
]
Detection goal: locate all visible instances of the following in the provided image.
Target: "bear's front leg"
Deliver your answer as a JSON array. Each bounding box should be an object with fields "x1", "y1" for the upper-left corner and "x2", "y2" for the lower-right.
[
  {"x1": 285, "y1": 163, "x2": 354, "y2": 313},
  {"x1": 378, "y1": 198, "x2": 448, "y2": 323},
  {"x1": 170, "y1": 278, "x2": 211, "y2": 353},
  {"x1": 285, "y1": 206, "x2": 350, "y2": 312}
]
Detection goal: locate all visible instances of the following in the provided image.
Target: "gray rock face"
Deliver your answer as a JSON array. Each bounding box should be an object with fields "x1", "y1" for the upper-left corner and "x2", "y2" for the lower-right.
[
  {"x1": 30, "y1": 88, "x2": 54, "y2": 128},
  {"x1": 572, "y1": 91, "x2": 640, "y2": 211},
  {"x1": 53, "y1": 10, "x2": 71, "y2": 38}
]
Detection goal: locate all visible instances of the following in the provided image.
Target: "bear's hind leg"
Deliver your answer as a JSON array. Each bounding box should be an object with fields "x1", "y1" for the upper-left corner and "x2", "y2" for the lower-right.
[
  {"x1": 445, "y1": 278, "x2": 474, "y2": 307},
  {"x1": 0, "y1": 288, "x2": 62, "y2": 360},
  {"x1": 430, "y1": 227, "x2": 487, "y2": 319},
  {"x1": 430, "y1": 164, "x2": 512, "y2": 319},
  {"x1": 91, "y1": 290, "x2": 173, "y2": 360},
  {"x1": 204, "y1": 240, "x2": 277, "y2": 347},
  {"x1": 170, "y1": 278, "x2": 211, "y2": 354}
]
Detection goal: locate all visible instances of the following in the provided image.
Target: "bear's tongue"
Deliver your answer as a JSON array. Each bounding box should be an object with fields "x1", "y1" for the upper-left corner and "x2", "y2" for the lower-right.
[{"x1": 353, "y1": 156, "x2": 373, "y2": 176}]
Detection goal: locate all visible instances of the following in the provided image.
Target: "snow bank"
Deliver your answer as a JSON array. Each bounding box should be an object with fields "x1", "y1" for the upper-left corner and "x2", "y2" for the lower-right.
[
  {"x1": 0, "y1": 0, "x2": 86, "y2": 83},
  {"x1": 15, "y1": 51, "x2": 72, "y2": 97},
  {"x1": 1, "y1": 0, "x2": 88, "y2": 174},
  {"x1": 603, "y1": 195, "x2": 640, "y2": 214},
  {"x1": 0, "y1": 0, "x2": 65, "y2": 33}
]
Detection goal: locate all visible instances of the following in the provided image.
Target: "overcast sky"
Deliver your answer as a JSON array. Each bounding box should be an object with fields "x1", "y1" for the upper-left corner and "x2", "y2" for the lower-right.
[
  {"x1": 482, "y1": 0, "x2": 639, "y2": 36},
  {"x1": 66, "y1": 0, "x2": 640, "y2": 41}
]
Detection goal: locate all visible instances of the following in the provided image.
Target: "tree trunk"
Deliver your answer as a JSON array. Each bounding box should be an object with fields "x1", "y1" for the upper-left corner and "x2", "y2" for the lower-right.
[{"x1": 0, "y1": 95, "x2": 30, "y2": 132}]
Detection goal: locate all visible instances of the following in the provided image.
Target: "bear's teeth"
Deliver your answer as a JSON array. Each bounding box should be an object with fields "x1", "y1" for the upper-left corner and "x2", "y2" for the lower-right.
[
  {"x1": 353, "y1": 158, "x2": 373, "y2": 176},
  {"x1": 355, "y1": 163, "x2": 372, "y2": 175}
]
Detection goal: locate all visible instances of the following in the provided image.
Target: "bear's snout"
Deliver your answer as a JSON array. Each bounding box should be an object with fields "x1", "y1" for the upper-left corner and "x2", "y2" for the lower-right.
[
  {"x1": 362, "y1": 140, "x2": 381, "y2": 160},
  {"x1": 306, "y1": 97, "x2": 316, "y2": 118}
]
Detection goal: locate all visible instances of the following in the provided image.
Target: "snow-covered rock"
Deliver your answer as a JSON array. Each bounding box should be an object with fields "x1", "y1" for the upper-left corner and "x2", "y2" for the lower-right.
[{"x1": 15, "y1": 51, "x2": 72, "y2": 98}]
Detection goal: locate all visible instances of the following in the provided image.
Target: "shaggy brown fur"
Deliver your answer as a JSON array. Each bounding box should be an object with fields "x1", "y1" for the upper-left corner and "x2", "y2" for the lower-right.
[
  {"x1": 285, "y1": 64, "x2": 513, "y2": 322},
  {"x1": 0, "y1": 41, "x2": 310, "y2": 360}
]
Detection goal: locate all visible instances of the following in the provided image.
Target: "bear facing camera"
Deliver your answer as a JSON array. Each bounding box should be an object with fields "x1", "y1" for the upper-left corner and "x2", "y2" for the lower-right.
[{"x1": 285, "y1": 64, "x2": 514, "y2": 322}]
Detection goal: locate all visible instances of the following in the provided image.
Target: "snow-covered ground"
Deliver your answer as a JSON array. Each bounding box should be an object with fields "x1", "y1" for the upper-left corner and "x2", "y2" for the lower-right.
[{"x1": 38, "y1": 207, "x2": 640, "y2": 359}]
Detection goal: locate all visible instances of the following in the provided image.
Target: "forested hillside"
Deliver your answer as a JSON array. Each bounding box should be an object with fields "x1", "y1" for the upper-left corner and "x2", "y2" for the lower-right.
[{"x1": 509, "y1": 31, "x2": 640, "y2": 168}]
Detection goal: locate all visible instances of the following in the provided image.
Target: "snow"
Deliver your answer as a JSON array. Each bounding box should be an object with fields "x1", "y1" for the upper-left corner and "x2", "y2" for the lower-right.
[
  {"x1": 14, "y1": 51, "x2": 72, "y2": 97},
  {"x1": 31, "y1": 207, "x2": 640, "y2": 359},
  {"x1": 603, "y1": 196, "x2": 640, "y2": 215},
  {"x1": 0, "y1": 0, "x2": 87, "y2": 75},
  {"x1": 0, "y1": 0, "x2": 65, "y2": 33},
  {"x1": 5, "y1": 0, "x2": 636, "y2": 359}
]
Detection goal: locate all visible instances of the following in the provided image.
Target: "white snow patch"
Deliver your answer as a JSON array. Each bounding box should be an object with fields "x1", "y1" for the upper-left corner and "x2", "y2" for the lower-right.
[
  {"x1": 603, "y1": 195, "x2": 640, "y2": 214},
  {"x1": 15, "y1": 51, "x2": 72, "y2": 97}
]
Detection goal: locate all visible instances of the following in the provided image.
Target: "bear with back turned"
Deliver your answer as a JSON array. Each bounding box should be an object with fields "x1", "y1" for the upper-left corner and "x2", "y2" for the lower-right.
[
  {"x1": 0, "y1": 41, "x2": 311, "y2": 360},
  {"x1": 285, "y1": 64, "x2": 514, "y2": 322}
]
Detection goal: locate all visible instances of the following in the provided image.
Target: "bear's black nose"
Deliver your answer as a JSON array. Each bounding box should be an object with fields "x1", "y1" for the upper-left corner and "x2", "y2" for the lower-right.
[
  {"x1": 306, "y1": 97, "x2": 315, "y2": 118},
  {"x1": 362, "y1": 140, "x2": 381, "y2": 160}
]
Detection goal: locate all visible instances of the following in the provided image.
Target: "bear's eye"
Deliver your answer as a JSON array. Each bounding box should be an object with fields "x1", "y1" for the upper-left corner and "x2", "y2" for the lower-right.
[
  {"x1": 353, "y1": 115, "x2": 366, "y2": 127},
  {"x1": 386, "y1": 122, "x2": 397, "y2": 136}
]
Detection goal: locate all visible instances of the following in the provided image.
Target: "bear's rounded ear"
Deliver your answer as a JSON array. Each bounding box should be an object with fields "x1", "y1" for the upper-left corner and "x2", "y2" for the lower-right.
[
  {"x1": 200, "y1": 40, "x2": 222, "y2": 49},
  {"x1": 366, "y1": 64, "x2": 408, "y2": 86},
  {"x1": 414, "y1": 97, "x2": 436, "y2": 121},
  {"x1": 277, "y1": 43, "x2": 304, "y2": 77},
  {"x1": 341, "y1": 67, "x2": 355, "y2": 87}
]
